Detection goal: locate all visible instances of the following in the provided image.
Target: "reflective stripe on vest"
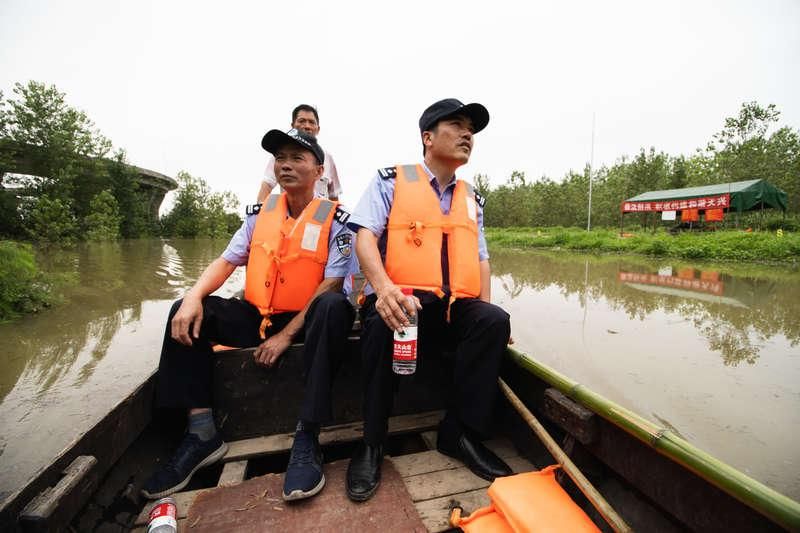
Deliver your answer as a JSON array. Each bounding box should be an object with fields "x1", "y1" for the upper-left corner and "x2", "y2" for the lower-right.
[
  {"x1": 385, "y1": 164, "x2": 480, "y2": 299},
  {"x1": 244, "y1": 194, "x2": 336, "y2": 320}
]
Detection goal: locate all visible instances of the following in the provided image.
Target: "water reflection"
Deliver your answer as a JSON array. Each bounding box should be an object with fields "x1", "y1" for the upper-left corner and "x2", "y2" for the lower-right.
[
  {"x1": 490, "y1": 249, "x2": 800, "y2": 366},
  {"x1": 0, "y1": 239, "x2": 233, "y2": 503},
  {"x1": 489, "y1": 248, "x2": 800, "y2": 499}
]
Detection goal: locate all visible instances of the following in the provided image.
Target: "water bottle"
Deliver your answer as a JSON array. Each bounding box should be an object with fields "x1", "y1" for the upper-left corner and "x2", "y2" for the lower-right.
[
  {"x1": 393, "y1": 288, "x2": 418, "y2": 375},
  {"x1": 146, "y1": 497, "x2": 177, "y2": 533}
]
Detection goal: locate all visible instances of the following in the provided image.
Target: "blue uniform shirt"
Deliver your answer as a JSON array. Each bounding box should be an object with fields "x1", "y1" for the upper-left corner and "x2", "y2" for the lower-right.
[
  {"x1": 347, "y1": 162, "x2": 488, "y2": 295},
  {"x1": 222, "y1": 203, "x2": 353, "y2": 280}
]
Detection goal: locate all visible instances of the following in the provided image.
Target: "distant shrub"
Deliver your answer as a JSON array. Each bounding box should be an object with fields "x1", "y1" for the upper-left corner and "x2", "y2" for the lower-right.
[
  {"x1": 83, "y1": 190, "x2": 122, "y2": 241},
  {"x1": 0, "y1": 241, "x2": 53, "y2": 321},
  {"x1": 22, "y1": 195, "x2": 78, "y2": 245}
]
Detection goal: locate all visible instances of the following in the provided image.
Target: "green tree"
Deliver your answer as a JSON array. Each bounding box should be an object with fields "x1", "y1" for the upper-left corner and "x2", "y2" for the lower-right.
[
  {"x1": 0, "y1": 81, "x2": 111, "y2": 200},
  {"x1": 22, "y1": 194, "x2": 78, "y2": 245},
  {"x1": 83, "y1": 189, "x2": 122, "y2": 241},
  {"x1": 699, "y1": 102, "x2": 799, "y2": 213},
  {"x1": 160, "y1": 171, "x2": 240, "y2": 238},
  {"x1": 106, "y1": 150, "x2": 154, "y2": 237}
]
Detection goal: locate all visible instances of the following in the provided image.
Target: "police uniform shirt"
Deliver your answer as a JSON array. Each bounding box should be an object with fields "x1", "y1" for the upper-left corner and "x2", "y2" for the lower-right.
[
  {"x1": 347, "y1": 162, "x2": 488, "y2": 295},
  {"x1": 222, "y1": 201, "x2": 354, "y2": 280}
]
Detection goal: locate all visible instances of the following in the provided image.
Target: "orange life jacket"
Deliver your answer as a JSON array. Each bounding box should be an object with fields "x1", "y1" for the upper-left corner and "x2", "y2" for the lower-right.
[
  {"x1": 244, "y1": 194, "x2": 336, "y2": 333},
  {"x1": 385, "y1": 164, "x2": 481, "y2": 299},
  {"x1": 450, "y1": 466, "x2": 600, "y2": 533}
]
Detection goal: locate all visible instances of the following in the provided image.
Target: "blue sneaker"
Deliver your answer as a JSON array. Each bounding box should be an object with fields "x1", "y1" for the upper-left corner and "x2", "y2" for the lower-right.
[
  {"x1": 141, "y1": 433, "x2": 228, "y2": 499},
  {"x1": 282, "y1": 429, "x2": 324, "y2": 501}
]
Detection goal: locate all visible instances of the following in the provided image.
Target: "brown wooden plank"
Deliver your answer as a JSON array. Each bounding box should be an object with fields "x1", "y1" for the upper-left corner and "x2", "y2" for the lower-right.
[
  {"x1": 420, "y1": 430, "x2": 437, "y2": 450},
  {"x1": 184, "y1": 460, "x2": 426, "y2": 532},
  {"x1": 217, "y1": 460, "x2": 248, "y2": 487},
  {"x1": 543, "y1": 387, "x2": 598, "y2": 445},
  {"x1": 224, "y1": 410, "x2": 443, "y2": 462},
  {"x1": 403, "y1": 456, "x2": 534, "y2": 502},
  {"x1": 414, "y1": 488, "x2": 491, "y2": 533},
  {"x1": 391, "y1": 439, "x2": 519, "y2": 478},
  {"x1": 19, "y1": 456, "x2": 98, "y2": 533},
  {"x1": 134, "y1": 489, "x2": 205, "y2": 526}
]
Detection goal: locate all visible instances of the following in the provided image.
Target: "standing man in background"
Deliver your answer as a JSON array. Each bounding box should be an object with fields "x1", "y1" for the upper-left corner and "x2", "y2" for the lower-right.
[{"x1": 257, "y1": 104, "x2": 342, "y2": 202}]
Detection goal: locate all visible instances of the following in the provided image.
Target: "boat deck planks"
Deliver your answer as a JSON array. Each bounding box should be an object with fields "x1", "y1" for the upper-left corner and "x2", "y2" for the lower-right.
[
  {"x1": 395, "y1": 440, "x2": 535, "y2": 532},
  {"x1": 133, "y1": 413, "x2": 534, "y2": 532}
]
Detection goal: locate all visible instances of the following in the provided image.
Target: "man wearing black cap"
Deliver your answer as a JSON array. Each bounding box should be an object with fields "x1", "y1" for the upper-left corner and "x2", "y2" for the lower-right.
[
  {"x1": 142, "y1": 128, "x2": 355, "y2": 502},
  {"x1": 345, "y1": 98, "x2": 512, "y2": 502}
]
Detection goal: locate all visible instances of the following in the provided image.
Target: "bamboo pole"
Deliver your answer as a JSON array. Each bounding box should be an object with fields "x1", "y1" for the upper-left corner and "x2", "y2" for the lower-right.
[
  {"x1": 498, "y1": 378, "x2": 632, "y2": 533},
  {"x1": 505, "y1": 346, "x2": 800, "y2": 531}
]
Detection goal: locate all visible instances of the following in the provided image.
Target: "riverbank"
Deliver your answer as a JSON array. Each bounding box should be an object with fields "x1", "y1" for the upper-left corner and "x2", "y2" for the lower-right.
[{"x1": 485, "y1": 227, "x2": 800, "y2": 264}]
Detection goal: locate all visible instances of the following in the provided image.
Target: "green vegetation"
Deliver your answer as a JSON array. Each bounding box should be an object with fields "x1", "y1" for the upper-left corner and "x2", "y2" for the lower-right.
[
  {"x1": 0, "y1": 81, "x2": 243, "y2": 320},
  {"x1": 0, "y1": 81, "x2": 241, "y2": 243},
  {"x1": 486, "y1": 227, "x2": 800, "y2": 263},
  {"x1": 478, "y1": 102, "x2": 799, "y2": 230},
  {"x1": 0, "y1": 241, "x2": 54, "y2": 321},
  {"x1": 160, "y1": 172, "x2": 242, "y2": 238}
]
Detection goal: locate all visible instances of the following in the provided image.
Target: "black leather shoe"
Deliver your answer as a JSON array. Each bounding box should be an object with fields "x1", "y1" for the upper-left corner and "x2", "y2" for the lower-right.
[
  {"x1": 346, "y1": 441, "x2": 383, "y2": 501},
  {"x1": 437, "y1": 428, "x2": 513, "y2": 482}
]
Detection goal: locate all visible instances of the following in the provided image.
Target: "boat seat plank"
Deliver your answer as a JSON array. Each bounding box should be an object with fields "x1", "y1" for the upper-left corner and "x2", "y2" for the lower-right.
[
  {"x1": 224, "y1": 410, "x2": 443, "y2": 462},
  {"x1": 403, "y1": 454, "x2": 534, "y2": 502},
  {"x1": 391, "y1": 439, "x2": 519, "y2": 478},
  {"x1": 217, "y1": 460, "x2": 248, "y2": 487}
]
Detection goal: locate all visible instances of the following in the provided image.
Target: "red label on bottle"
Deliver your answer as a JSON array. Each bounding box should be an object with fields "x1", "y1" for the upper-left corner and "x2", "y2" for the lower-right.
[{"x1": 393, "y1": 339, "x2": 417, "y2": 361}]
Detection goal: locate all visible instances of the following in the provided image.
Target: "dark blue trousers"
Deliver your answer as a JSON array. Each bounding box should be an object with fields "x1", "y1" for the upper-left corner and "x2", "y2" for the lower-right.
[{"x1": 155, "y1": 292, "x2": 355, "y2": 423}]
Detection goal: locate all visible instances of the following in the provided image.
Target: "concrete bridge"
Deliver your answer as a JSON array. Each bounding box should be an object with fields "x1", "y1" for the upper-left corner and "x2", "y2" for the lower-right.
[{"x1": 0, "y1": 140, "x2": 177, "y2": 222}]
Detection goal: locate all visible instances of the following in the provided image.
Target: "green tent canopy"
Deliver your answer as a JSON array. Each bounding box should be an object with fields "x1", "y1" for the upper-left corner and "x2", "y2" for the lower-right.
[{"x1": 624, "y1": 179, "x2": 788, "y2": 213}]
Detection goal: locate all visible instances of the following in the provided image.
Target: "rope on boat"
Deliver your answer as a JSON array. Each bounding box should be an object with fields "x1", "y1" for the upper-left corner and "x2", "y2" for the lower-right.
[{"x1": 498, "y1": 377, "x2": 632, "y2": 533}]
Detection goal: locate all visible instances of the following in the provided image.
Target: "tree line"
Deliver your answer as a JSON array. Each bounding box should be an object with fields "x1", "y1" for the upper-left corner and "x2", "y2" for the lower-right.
[
  {"x1": 477, "y1": 102, "x2": 799, "y2": 230},
  {"x1": 0, "y1": 81, "x2": 240, "y2": 244}
]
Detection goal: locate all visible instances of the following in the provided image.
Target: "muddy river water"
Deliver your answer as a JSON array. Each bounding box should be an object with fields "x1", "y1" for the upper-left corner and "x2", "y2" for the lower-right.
[{"x1": 0, "y1": 240, "x2": 798, "y2": 507}]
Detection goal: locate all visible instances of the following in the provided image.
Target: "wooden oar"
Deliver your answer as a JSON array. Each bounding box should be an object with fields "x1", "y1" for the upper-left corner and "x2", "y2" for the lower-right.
[{"x1": 498, "y1": 377, "x2": 632, "y2": 533}]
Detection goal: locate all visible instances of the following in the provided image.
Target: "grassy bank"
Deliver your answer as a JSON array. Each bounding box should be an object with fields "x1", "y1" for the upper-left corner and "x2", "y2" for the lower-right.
[{"x1": 485, "y1": 227, "x2": 800, "y2": 263}]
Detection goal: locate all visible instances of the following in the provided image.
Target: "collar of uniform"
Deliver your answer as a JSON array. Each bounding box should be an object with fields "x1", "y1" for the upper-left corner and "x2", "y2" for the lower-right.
[{"x1": 420, "y1": 161, "x2": 456, "y2": 193}]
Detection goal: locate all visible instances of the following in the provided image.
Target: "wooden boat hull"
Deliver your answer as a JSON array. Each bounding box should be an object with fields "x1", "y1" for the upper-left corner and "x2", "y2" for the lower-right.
[{"x1": 4, "y1": 342, "x2": 798, "y2": 532}]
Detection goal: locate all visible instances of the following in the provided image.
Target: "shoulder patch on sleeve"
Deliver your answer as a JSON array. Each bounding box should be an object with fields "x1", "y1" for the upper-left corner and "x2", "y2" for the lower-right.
[
  {"x1": 245, "y1": 203, "x2": 262, "y2": 216},
  {"x1": 474, "y1": 191, "x2": 486, "y2": 208},
  {"x1": 335, "y1": 233, "x2": 352, "y2": 257},
  {"x1": 377, "y1": 166, "x2": 397, "y2": 179},
  {"x1": 334, "y1": 205, "x2": 350, "y2": 224}
]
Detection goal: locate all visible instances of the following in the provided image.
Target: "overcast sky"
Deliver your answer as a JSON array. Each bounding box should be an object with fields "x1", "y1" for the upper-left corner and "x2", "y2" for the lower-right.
[{"x1": 1, "y1": 0, "x2": 798, "y2": 211}]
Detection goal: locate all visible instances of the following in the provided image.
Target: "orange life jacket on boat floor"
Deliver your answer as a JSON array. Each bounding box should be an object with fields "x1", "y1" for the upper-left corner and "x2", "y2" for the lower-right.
[
  {"x1": 450, "y1": 466, "x2": 600, "y2": 533},
  {"x1": 244, "y1": 194, "x2": 336, "y2": 331},
  {"x1": 385, "y1": 164, "x2": 480, "y2": 299}
]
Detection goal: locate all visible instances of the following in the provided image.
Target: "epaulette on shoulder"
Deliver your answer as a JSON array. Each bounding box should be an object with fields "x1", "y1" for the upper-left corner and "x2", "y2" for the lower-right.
[
  {"x1": 377, "y1": 166, "x2": 397, "y2": 179},
  {"x1": 334, "y1": 205, "x2": 350, "y2": 224},
  {"x1": 245, "y1": 203, "x2": 262, "y2": 216},
  {"x1": 474, "y1": 190, "x2": 486, "y2": 208}
]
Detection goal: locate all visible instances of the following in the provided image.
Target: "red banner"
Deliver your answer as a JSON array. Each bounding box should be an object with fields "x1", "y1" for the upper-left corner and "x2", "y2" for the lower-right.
[
  {"x1": 621, "y1": 193, "x2": 730, "y2": 213},
  {"x1": 618, "y1": 271, "x2": 724, "y2": 296}
]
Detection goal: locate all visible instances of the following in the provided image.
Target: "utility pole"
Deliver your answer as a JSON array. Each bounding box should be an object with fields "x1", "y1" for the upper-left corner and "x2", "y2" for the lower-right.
[{"x1": 587, "y1": 113, "x2": 595, "y2": 231}]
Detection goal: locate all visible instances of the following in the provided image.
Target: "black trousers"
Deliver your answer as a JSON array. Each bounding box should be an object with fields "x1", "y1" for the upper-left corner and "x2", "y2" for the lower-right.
[
  {"x1": 155, "y1": 292, "x2": 355, "y2": 424},
  {"x1": 359, "y1": 293, "x2": 510, "y2": 445}
]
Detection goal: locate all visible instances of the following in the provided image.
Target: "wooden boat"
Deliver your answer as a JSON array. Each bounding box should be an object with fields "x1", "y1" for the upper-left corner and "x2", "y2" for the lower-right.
[{"x1": 3, "y1": 336, "x2": 799, "y2": 532}]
